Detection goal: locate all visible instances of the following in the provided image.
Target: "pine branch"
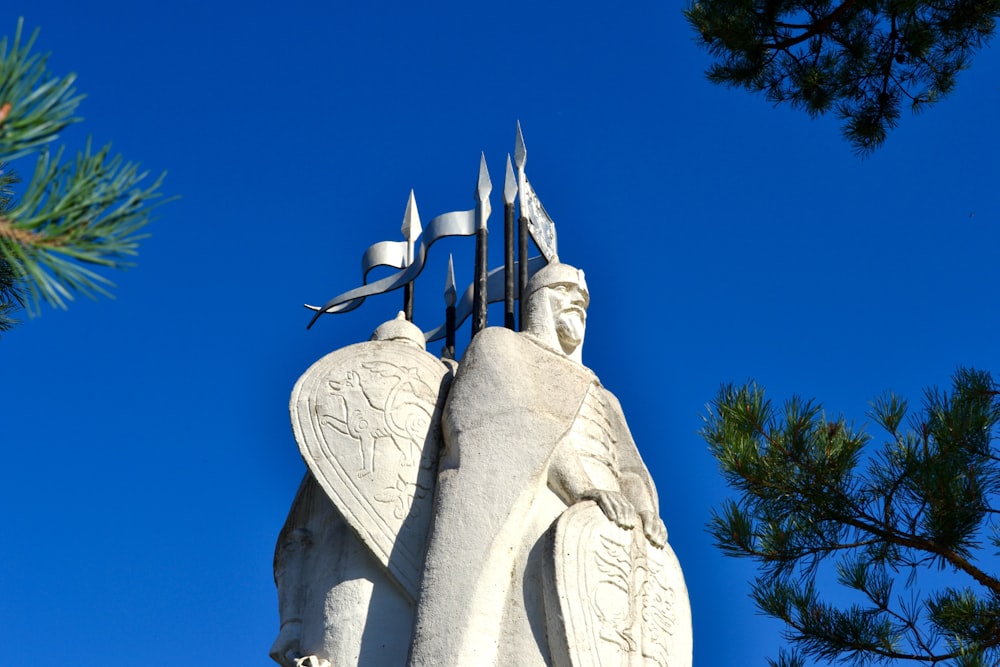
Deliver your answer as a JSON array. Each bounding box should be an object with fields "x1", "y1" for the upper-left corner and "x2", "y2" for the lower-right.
[
  {"x1": 0, "y1": 19, "x2": 171, "y2": 330},
  {"x1": 0, "y1": 159, "x2": 23, "y2": 330},
  {"x1": 762, "y1": 0, "x2": 861, "y2": 50},
  {"x1": 0, "y1": 142, "x2": 167, "y2": 313},
  {"x1": 0, "y1": 18, "x2": 83, "y2": 161},
  {"x1": 705, "y1": 368, "x2": 1000, "y2": 664},
  {"x1": 0, "y1": 255, "x2": 24, "y2": 331},
  {"x1": 686, "y1": 1, "x2": 1000, "y2": 153}
]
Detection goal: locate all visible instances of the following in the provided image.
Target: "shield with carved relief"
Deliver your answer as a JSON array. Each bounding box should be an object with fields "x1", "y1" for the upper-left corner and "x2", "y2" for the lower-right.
[
  {"x1": 544, "y1": 502, "x2": 693, "y2": 667},
  {"x1": 290, "y1": 338, "x2": 451, "y2": 603}
]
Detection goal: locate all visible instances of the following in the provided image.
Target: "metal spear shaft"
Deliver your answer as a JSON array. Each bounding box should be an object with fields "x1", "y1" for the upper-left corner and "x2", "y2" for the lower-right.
[
  {"x1": 444, "y1": 254, "x2": 456, "y2": 359},
  {"x1": 514, "y1": 123, "x2": 528, "y2": 331},
  {"x1": 503, "y1": 154, "x2": 517, "y2": 330},
  {"x1": 471, "y1": 153, "x2": 491, "y2": 338},
  {"x1": 403, "y1": 281, "x2": 414, "y2": 321},
  {"x1": 401, "y1": 190, "x2": 421, "y2": 321}
]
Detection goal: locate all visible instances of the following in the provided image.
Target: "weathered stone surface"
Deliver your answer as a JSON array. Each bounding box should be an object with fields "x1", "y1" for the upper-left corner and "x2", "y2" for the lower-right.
[
  {"x1": 271, "y1": 473, "x2": 417, "y2": 667},
  {"x1": 272, "y1": 265, "x2": 693, "y2": 667},
  {"x1": 408, "y1": 263, "x2": 690, "y2": 667},
  {"x1": 271, "y1": 316, "x2": 450, "y2": 667},
  {"x1": 545, "y1": 502, "x2": 693, "y2": 667},
  {"x1": 290, "y1": 337, "x2": 449, "y2": 600}
]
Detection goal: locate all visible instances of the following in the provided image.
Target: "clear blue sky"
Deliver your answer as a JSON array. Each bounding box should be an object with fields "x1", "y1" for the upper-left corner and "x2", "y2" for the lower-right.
[{"x1": 2, "y1": 2, "x2": 999, "y2": 665}]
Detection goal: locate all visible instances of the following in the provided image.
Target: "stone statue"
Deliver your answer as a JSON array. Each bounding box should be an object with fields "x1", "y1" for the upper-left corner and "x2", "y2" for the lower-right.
[
  {"x1": 273, "y1": 263, "x2": 691, "y2": 667},
  {"x1": 409, "y1": 262, "x2": 691, "y2": 666},
  {"x1": 271, "y1": 314, "x2": 452, "y2": 667}
]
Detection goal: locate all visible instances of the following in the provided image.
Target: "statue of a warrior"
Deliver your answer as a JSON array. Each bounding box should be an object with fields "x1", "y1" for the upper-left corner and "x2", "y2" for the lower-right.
[
  {"x1": 272, "y1": 263, "x2": 692, "y2": 667},
  {"x1": 271, "y1": 314, "x2": 451, "y2": 667}
]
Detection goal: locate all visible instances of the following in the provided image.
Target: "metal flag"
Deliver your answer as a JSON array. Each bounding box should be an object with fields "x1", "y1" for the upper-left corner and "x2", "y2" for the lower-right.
[
  {"x1": 305, "y1": 195, "x2": 478, "y2": 329},
  {"x1": 520, "y1": 179, "x2": 558, "y2": 262},
  {"x1": 471, "y1": 153, "x2": 491, "y2": 338},
  {"x1": 401, "y1": 190, "x2": 421, "y2": 321},
  {"x1": 514, "y1": 122, "x2": 558, "y2": 264}
]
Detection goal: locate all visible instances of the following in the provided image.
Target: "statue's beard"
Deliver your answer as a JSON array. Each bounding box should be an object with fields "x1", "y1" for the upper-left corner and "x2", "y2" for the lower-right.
[{"x1": 555, "y1": 309, "x2": 586, "y2": 351}]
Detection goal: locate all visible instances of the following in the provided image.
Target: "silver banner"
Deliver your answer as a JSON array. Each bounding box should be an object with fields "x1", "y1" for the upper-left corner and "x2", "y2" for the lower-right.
[{"x1": 306, "y1": 208, "x2": 478, "y2": 327}]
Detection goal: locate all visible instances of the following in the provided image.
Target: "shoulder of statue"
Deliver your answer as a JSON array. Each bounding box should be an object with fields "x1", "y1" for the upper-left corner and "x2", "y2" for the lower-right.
[
  {"x1": 600, "y1": 383, "x2": 624, "y2": 411},
  {"x1": 459, "y1": 327, "x2": 602, "y2": 387},
  {"x1": 472, "y1": 325, "x2": 521, "y2": 346},
  {"x1": 461, "y1": 326, "x2": 526, "y2": 363},
  {"x1": 517, "y1": 332, "x2": 601, "y2": 385}
]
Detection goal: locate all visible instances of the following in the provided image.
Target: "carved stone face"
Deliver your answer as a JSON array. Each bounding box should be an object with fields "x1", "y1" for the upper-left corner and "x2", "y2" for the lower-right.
[{"x1": 546, "y1": 281, "x2": 588, "y2": 354}]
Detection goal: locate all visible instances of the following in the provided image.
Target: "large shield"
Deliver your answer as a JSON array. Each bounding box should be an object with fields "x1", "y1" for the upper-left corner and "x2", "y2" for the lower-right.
[
  {"x1": 544, "y1": 502, "x2": 693, "y2": 667},
  {"x1": 289, "y1": 339, "x2": 450, "y2": 602}
]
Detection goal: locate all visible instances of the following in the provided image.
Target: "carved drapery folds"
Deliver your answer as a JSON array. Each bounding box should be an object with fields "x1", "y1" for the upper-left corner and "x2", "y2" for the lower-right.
[{"x1": 273, "y1": 309, "x2": 692, "y2": 667}]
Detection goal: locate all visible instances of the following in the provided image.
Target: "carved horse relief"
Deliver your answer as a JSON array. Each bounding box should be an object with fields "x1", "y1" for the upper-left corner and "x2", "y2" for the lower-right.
[
  {"x1": 544, "y1": 502, "x2": 693, "y2": 667},
  {"x1": 290, "y1": 339, "x2": 450, "y2": 601}
]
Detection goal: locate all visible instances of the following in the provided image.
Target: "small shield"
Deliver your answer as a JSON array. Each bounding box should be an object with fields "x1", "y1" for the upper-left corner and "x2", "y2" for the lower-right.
[
  {"x1": 290, "y1": 339, "x2": 450, "y2": 602},
  {"x1": 544, "y1": 502, "x2": 693, "y2": 667}
]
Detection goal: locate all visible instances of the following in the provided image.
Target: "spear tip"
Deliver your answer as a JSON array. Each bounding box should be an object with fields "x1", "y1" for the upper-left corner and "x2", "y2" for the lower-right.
[
  {"x1": 513, "y1": 121, "x2": 526, "y2": 169},
  {"x1": 444, "y1": 253, "x2": 457, "y2": 306},
  {"x1": 503, "y1": 153, "x2": 517, "y2": 204},
  {"x1": 475, "y1": 152, "x2": 492, "y2": 202},
  {"x1": 401, "y1": 189, "x2": 422, "y2": 241}
]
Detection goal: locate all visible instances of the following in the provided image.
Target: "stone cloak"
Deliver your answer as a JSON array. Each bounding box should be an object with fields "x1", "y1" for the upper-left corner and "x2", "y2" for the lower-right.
[{"x1": 408, "y1": 327, "x2": 657, "y2": 666}]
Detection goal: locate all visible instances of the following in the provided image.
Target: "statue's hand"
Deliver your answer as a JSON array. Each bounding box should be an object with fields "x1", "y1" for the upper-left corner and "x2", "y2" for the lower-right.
[
  {"x1": 269, "y1": 620, "x2": 303, "y2": 667},
  {"x1": 295, "y1": 657, "x2": 332, "y2": 667},
  {"x1": 638, "y1": 510, "x2": 668, "y2": 548},
  {"x1": 581, "y1": 489, "x2": 636, "y2": 529}
]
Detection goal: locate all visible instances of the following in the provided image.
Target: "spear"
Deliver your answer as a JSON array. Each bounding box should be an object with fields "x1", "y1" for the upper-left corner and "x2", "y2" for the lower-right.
[
  {"x1": 471, "y1": 153, "x2": 491, "y2": 337},
  {"x1": 503, "y1": 154, "x2": 517, "y2": 330},
  {"x1": 443, "y1": 254, "x2": 456, "y2": 359},
  {"x1": 514, "y1": 122, "x2": 528, "y2": 330},
  {"x1": 401, "y1": 189, "x2": 421, "y2": 321}
]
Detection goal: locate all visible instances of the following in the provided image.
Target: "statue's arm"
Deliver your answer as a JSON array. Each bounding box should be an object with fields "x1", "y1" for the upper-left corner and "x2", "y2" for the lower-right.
[
  {"x1": 270, "y1": 475, "x2": 316, "y2": 667},
  {"x1": 271, "y1": 584, "x2": 305, "y2": 667},
  {"x1": 620, "y1": 470, "x2": 667, "y2": 547},
  {"x1": 547, "y1": 440, "x2": 637, "y2": 530},
  {"x1": 607, "y1": 392, "x2": 669, "y2": 548}
]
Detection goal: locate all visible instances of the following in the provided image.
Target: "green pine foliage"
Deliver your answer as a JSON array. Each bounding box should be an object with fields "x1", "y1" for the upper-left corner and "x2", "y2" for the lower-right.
[
  {"x1": 0, "y1": 165, "x2": 24, "y2": 330},
  {"x1": 0, "y1": 18, "x2": 168, "y2": 333},
  {"x1": 703, "y1": 368, "x2": 1000, "y2": 665},
  {"x1": 684, "y1": 1, "x2": 1000, "y2": 154}
]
